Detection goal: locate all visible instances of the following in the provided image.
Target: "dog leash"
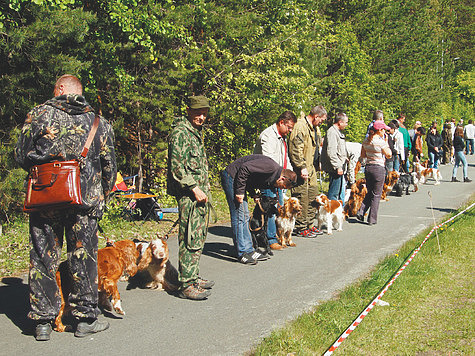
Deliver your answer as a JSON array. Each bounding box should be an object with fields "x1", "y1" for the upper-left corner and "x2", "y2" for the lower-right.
[{"x1": 184, "y1": 200, "x2": 216, "y2": 250}]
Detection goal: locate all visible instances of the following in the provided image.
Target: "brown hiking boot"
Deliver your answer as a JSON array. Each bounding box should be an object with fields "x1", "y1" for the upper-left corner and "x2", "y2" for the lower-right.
[
  {"x1": 197, "y1": 277, "x2": 215, "y2": 289},
  {"x1": 178, "y1": 283, "x2": 211, "y2": 300}
]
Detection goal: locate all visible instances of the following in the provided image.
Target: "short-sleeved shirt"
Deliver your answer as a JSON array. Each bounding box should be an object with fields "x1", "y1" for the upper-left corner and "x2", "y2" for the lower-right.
[{"x1": 363, "y1": 135, "x2": 389, "y2": 167}]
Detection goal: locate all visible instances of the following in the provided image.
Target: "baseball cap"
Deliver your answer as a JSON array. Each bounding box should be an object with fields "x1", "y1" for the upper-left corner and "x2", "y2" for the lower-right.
[
  {"x1": 373, "y1": 120, "x2": 391, "y2": 130},
  {"x1": 188, "y1": 95, "x2": 210, "y2": 109},
  {"x1": 415, "y1": 121, "x2": 422, "y2": 125}
]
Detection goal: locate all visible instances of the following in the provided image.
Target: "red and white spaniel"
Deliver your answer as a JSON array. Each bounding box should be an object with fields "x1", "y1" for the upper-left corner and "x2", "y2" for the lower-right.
[
  {"x1": 343, "y1": 178, "x2": 367, "y2": 219},
  {"x1": 55, "y1": 239, "x2": 141, "y2": 332},
  {"x1": 276, "y1": 197, "x2": 302, "y2": 247},
  {"x1": 413, "y1": 161, "x2": 442, "y2": 185},
  {"x1": 135, "y1": 237, "x2": 179, "y2": 292},
  {"x1": 314, "y1": 193, "x2": 344, "y2": 235},
  {"x1": 381, "y1": 171, "x2": 400, "y2": 201}
]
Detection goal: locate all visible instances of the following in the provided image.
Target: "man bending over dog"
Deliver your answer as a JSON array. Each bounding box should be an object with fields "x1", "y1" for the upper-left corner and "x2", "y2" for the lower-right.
[
  {"x1": 15, "y1": 75, "x2": 117, "y2": 340},
  {"x1": 220, "y1": 155, "x2": 297, "y2": 265}
]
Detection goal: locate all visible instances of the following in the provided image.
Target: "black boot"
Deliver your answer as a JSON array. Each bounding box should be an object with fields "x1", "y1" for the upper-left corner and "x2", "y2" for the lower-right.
[
  {"x1": 35, "y1": 322, "x2": 52, "y2": 341},
  {"x1": 75, "y1": 319, "x2": 110, "y2": 338}
]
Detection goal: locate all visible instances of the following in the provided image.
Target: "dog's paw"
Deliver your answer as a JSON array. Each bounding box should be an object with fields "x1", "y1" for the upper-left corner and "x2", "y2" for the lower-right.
[{"x1": 288, "y1": 242, "x2": 296, "y2": 247}]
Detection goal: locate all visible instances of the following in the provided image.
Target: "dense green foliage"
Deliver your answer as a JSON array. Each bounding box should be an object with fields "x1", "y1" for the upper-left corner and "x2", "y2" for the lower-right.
[{"x1": 0, "y1": 0, "x2": 473, "y2": 223}]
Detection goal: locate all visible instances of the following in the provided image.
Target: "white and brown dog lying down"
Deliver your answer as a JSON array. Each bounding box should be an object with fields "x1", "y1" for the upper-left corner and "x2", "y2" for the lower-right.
[
  {"x1": 131, "y1": 237, "x2": 179, "y2": 292},
  {"x1": 314, "y1": 193, "x2": 344, "y2": 235}
]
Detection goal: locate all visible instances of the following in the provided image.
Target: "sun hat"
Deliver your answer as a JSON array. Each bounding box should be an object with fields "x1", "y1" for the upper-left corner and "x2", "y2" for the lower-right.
[{"x1": 373, "y1": 120, "x2": 390, "y2": 130}]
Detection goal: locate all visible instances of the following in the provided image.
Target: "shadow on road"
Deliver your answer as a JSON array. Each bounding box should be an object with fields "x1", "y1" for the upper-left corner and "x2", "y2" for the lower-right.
[
  {"x1": 203, "y1": 226, "x2": 236, "y2": 262},
  {"x1": 426, "y1": 207, "x2": 454, "y2": 214},
  {"x1": 0, "y1": 277, "x2": 33, "y2": 335}
]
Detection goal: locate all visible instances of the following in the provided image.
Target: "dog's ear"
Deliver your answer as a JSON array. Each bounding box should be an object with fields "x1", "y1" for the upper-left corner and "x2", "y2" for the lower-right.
[{"x1": 137, "y1": 245, "x2": 152, "y2": 270}]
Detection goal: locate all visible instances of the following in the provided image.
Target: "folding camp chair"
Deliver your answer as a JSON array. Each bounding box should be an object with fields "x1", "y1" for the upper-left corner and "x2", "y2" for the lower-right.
[{"x1": 112, "y1": 172, "x2": 178, "y2": 222}]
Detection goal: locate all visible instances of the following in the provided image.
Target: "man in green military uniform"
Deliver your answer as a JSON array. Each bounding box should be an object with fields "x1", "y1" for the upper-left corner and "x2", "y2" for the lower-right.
[
  {"x1": 288, "y1": 106, "x2": 327, "y2": 237},
  {"x1": 167, "y1": 95, "x2": 214, "y2": 300}
]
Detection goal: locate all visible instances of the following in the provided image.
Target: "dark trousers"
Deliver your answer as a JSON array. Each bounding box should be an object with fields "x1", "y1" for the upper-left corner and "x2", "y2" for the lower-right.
[
  {"x1": 357, "y1": 164, "x2": 386, "y2": 224},
  {"x1": 28, "y1": 211, "x2": 99, "y2": 322}
]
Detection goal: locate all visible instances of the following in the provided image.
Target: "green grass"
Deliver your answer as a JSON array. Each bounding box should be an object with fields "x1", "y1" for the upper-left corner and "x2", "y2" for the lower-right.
[{"x1": 251, "y1": 200, "x2": 474, "y2": 355}]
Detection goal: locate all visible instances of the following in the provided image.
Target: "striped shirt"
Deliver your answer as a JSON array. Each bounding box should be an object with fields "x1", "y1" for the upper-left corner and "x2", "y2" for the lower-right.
[{"x1": 363, "y1": 135, "x2": 389, "y2": 166}]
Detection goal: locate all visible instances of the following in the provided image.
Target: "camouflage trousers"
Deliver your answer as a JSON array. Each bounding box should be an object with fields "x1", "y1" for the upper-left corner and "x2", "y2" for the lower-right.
[
  {"x1": 177, "y1": 196, "x2": 209, "y2": 290},
  {"x1": 291, "y1": 175, "x2": 319, "y2": 231},
  {"x1": 28, "y1": 211, "x2": 100, "y2": 322}
]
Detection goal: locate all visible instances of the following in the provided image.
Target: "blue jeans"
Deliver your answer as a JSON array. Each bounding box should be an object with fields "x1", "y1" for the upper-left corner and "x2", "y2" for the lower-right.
[
  {"x1": 327, "y1": 173, "x2": 346, "y2": 204},
  {"x1": 466, "y1": 139, "x2": 474, "y2": 155},
  {"x1": 220, "y1": 170, "x2": 254, "y2": 257},
  {"x1": 261, "y1": 188, "x2": 284, "y2": 245},
  {"x1": 394, "y1": 155, "x2": 400, "y2": 172},
  {"x1": 428, "y1": 151, "x2": 440, "y2": 168},
  {"x1": 452, "y1": 151, "x2": 468, "y2": 178}
]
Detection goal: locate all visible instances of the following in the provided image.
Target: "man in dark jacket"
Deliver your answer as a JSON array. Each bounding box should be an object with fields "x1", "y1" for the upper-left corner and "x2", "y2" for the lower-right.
[
  {"x1": 220, "y1": 155, "x2": 297, "y2": 264},
  {"x1": 426, "y1": 125, "x2": 443, "y2": 168},
  {"x1": 16, "y1": 75, "x2": 117, "y2": 341}
]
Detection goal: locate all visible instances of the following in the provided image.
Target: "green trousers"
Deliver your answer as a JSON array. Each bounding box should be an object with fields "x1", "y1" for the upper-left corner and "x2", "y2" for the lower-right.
[
  {"x1": 291, "y1": 175, "x2": 319, "y2": 231},
  {"x1": 177, "y1": 195, "x2": 209, "y2": 289}
]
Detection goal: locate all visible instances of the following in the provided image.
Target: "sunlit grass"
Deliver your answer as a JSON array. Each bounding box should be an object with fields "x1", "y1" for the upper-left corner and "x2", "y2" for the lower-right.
[{"x1": 251, "y1": 200, "x2": 474, "y2": 355}]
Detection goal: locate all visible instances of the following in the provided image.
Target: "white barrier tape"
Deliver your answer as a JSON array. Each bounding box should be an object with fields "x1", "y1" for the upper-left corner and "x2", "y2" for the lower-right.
[{"x1": 323, "y1": 202, "x2": 475, "y2": 356}]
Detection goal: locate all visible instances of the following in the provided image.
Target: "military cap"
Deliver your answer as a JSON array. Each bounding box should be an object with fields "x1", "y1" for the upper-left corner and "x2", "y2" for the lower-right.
[{"x1": 188, "y1": 95, "x2": 210, "y2": 109}]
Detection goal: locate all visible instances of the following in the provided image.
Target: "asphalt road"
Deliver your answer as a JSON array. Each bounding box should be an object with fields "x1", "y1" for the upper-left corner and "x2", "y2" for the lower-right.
[{"x1": 1, "y1": 155, "x2": 474, "y2": 356}]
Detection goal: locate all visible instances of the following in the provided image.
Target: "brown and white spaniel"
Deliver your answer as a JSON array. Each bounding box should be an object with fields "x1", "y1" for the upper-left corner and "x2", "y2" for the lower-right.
[
  {"x1": 413, "y1": 161, "x2": 442, "y2": 186},
  {"x1": 343, "y1": 178, "x2": 367, "y2": 219},
  {"x1": 276, "y1": 197, "x2": 302, "y2": 247},
  {"x1": 381, "y1": 171, "x2": 400, "y2": 201},
  {"x1": 314, "y1": 194, "x2": 344, "y2": 235},
  {"x1": 55, "y1": 239, "x2": 141, "y2": 332},
  {"x1": 134, "y1": 237, "x2": 179, "y2": 292}
]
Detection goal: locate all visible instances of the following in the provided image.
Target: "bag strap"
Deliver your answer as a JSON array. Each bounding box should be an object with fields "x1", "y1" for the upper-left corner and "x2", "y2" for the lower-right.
[{"x1": 80, "y1": 114, "x2": 100, "y2": 158}]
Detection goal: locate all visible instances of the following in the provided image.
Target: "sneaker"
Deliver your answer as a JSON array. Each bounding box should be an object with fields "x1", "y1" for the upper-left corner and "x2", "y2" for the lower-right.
[
  {"x1": 309, "y1": 226, "x2": 324, "y2": 235},
  {"x1": 464, "y1": 177, "x2": 472, "y2": 183},
  {"x1": 296, "y1": 229, "x2": 318, "y2": 238},
  {"x1": 250, "y1": 250, "x2": 269, "y2": 261},
  {"x1": 452, "y1": 177, "x2": 460, "y2": 182},
  {"x1": 74, "y1": 319, "x2": 110, "y2": 338},
  {"x1": 197, "y1": 277, "x2": 215, "y2": 289},
  {"x1": 238, "y1": 252, "x2": 257, "y2": 265},
  {"x1": 35, "y1": 322, "x2": 52, "y2": 341},
  {"x1": 178, "y1": 283, "x2": 211, "y2": 300}
]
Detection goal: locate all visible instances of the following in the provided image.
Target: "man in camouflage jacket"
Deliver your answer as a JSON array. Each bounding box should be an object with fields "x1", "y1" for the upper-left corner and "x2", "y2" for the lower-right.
[
  {"x1": 167, "y1": 95, "x2": 214, "y2": 300},
  {"x1": 15, "y1": 75, "x2": 116, "y2": 340},
  {"x1": 288, "y1": 106, "x2": 327, "y2": 237}
]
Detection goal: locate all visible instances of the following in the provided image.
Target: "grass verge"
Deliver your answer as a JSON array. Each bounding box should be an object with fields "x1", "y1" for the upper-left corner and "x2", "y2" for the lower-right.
[{"x1": 251, "y1": 200, "x2": 474, "y2": 355}]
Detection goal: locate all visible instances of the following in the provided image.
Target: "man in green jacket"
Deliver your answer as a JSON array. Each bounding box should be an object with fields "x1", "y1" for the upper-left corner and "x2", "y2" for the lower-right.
[
  {"x1": 397, "y1": 114, "x2": 412, "y2": 173},
  {"x1": 167, "y1": 95, "x2": 214, "y2": 300},
  {"x1": 288, "y1": 106, "x2": 327, "y2": 237}
]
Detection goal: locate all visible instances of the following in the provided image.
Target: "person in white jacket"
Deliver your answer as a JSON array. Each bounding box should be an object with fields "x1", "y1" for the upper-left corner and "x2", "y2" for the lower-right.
[
  {"x1": 254, "y1": 111, "x2": 296, "y2": 251},
  {"x1": 390, "y1": 119, "x2": 405, "y2": 172}
]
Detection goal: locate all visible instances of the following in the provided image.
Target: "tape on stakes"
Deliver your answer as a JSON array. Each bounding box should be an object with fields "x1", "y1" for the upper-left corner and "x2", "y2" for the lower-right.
[{"x1": 323, "y1": 202, "x2": 475, "y2": 356}]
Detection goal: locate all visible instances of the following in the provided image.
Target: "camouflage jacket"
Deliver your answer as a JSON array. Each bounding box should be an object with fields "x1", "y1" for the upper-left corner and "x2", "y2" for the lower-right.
[
  {"x1": 15, "y1": 94, "x2": 117, "y2": 218},
  {"x1": 167, "y1": 117, "x2": 210, "y2": 198}
]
